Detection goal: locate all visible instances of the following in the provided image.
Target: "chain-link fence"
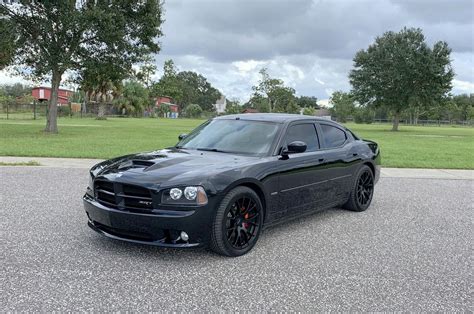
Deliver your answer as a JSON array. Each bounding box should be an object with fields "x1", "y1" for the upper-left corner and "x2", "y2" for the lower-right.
[
  {"x1": 0, "y1": 102, "x2": 220, "y2": 120},
  {"x1": 0, "y1": 102, "x2": 132, "y2": 119},
  {"x1": 325, "y1": 117, "x2": 472, "y2": 127}
]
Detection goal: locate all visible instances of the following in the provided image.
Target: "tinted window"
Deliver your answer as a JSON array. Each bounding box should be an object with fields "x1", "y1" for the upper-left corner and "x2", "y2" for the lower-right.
[
  {"x1": 178, "y1": 119, "x2": 280, "y2": 156},
  {"x1": 285, "y1": 123, "x2": 319, "y2": 152},
  {"x1": 321, "y1": 124, "x2": 347, "y2": 148}
]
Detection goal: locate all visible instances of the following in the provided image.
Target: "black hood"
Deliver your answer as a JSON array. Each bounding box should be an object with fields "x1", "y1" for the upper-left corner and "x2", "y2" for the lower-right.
[{"x1": 93, "y1": 148, "x2": 257, "y2": 188}]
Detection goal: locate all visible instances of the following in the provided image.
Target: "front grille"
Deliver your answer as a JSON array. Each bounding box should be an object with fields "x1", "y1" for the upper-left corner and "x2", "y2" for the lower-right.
[
  {"x1": 93, "y1": 221, "x2": 156, "y2": 241},
  {"x1": 94, "y1": 179, "x2": 154, "y2": 211}
]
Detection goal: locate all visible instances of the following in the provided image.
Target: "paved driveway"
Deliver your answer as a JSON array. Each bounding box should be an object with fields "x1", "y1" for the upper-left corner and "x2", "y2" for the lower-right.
[{"x1": 1, "y1": 167, "x2": 472, "y2": 311}]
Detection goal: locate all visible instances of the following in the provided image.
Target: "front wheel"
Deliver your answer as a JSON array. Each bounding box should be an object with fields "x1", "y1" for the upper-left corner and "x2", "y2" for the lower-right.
[
  {"x1": 343, "y1": 165, "x2": 375, "y2": 212},
  {"x1": 210, "y1": 186, "x2": 263, "y2": 257}
]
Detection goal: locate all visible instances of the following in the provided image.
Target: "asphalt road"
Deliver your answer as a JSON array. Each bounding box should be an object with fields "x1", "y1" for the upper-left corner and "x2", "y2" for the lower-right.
[{"x1": 1, "y1": 167, "x2": 472, "y2": 311}]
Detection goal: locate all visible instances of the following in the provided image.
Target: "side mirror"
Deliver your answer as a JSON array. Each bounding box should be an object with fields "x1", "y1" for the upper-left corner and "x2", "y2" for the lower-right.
[
  {"x1": 283, "y1": 141, "x2": 307, "y2": 156},
  {"x1": 178, "y1": 133, "x2": 188, "y2": 141}
]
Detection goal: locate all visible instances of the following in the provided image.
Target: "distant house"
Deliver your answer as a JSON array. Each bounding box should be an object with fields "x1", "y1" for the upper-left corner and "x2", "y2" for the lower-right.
[
  {"x1": 31, "y1": 86, "x2": 73, "y2": 105},
  {"x1": 213, "y1": 95, "x2": 227, "y2": 114},
  {"x1": 242, "y1": 108, "x2": 259, "y2": 114},
  {"x1": 155, "y1": 96, "x2": 179, "y2": 118}
]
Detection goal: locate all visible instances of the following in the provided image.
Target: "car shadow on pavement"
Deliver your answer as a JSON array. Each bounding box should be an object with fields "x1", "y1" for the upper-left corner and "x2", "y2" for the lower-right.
[{"x1": 85, "y1": 206, "x2": 352, "y2": 260}]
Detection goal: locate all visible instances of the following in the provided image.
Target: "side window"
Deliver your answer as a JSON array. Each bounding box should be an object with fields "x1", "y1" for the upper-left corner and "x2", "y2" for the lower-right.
[
  {"x1": 320, "y1": 124, "x2": 347, "y2": 148},
  {"x1": 285, "y1": 123, "x2": 319, "y2": 152}
]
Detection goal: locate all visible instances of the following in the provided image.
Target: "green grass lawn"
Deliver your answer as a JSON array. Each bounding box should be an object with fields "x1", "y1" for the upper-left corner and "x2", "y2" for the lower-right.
[
  {"x1": 0, "y1": 118, "x2": 204, "y2": 159},
  {"x1": 344, "y1": 123, "x2": 473, "y2": 169},
  {"x1": 0, "y1": 117, "x2": 473, "y2": 169}
]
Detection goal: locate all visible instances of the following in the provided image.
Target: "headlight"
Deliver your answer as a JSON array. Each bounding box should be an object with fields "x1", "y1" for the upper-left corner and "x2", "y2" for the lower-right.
[
  {"x1": 170, "y1": 188, "x2": 182, "y2": 200},
  {"x1": 184, "y1": 187, "x2": 198, "y2": 200},
  {"x1": 161, "y1": 186, "x2": 208, "y2": 206}
]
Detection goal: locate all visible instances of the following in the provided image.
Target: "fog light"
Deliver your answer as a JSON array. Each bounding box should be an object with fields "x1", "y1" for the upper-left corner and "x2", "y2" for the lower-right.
[{"x1": 180, "y1": 231, "x2": 189, "y2": 242}]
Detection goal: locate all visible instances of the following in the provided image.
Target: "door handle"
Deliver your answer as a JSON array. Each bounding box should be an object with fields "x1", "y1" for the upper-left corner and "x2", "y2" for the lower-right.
[
  {"x1": 318, "y1": 158, "x2": 325, "y2": 162},
  {"x1": 352, "y1": 153, "x2": 358, "y2": 157}
]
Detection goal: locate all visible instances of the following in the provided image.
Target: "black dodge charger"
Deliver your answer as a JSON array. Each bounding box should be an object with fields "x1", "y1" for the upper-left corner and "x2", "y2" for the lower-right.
[{"x1": 84, "y1": 113, "x2": 380, "y2": 256}]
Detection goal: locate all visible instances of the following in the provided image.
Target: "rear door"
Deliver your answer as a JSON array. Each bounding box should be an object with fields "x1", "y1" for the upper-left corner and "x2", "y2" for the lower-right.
[{"x1": 316, "y1": 123, "x2": 359, "y2": 204}]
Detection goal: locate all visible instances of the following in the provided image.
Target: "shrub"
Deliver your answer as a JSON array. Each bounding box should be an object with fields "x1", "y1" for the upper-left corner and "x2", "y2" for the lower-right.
[
  {"x1": 303, "y1": 107, "x2": 315, "y2": 116},
  {"x1": 354, "y1": 107, "x2": 374, "y2": 124},
  {"x1": 185, "y1": 104, "x2": 203, "y2": 118}
]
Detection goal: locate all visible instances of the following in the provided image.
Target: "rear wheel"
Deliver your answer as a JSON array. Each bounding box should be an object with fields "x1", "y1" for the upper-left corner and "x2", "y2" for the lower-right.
[
  {"x1": 210, "y1": 186, "x2": 263, "y2": 257},
  {"x1": 343, "y1": 165, "x2": 374, "y2": 212}
]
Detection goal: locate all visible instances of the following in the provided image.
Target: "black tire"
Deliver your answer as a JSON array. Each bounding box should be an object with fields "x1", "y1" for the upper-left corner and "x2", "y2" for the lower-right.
[
  {"x1": 343, "y1": 165, "x2": 375, "y2": 212},
  {"x1": 210, "y1": 186, "x2": 264, "y2": 257}
]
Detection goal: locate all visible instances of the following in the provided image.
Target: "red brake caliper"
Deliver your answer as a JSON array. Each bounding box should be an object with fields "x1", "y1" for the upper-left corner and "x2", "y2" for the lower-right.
[{"x1": 243, "y1": 213, "x2": 249, "y2": 228}]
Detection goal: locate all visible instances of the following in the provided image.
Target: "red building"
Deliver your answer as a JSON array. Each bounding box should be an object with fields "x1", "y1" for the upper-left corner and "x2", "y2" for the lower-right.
[
  {"x1": 32, "y1": 86, "x2": 73, "y2": 105},
  {"x1": 155, "y1": 96, "x2": 179, "y2": 112}
]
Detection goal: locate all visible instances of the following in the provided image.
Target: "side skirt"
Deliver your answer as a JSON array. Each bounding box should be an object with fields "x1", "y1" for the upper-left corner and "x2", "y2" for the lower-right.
[{"x1": 262, "y1": 199, "x2": 346, "y2": 230}]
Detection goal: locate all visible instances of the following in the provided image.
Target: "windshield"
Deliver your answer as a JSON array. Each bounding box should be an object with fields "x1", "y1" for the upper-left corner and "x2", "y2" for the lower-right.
[{"x1": 177, "y1": 119, "x2": 281, "y2": 156}]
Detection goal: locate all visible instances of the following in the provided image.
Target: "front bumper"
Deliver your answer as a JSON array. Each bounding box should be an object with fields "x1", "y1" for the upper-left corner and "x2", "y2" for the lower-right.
[{"x1": 83, "y1": 194, "x2": 218, "y2": 248}]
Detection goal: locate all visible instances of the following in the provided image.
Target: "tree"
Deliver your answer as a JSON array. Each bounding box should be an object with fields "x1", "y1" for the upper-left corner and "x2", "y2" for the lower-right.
[
  {"x1": 246, "y1": 93, "x2": 269, "y2": 113},
  {"x1": 114, "y1": 81, "x2": 149, "y2": 117},
  {"x1": 349, "y1": 27, "x2": 454, "y2": 131},
  {"x1": 185, "y1": 104, "x2": 203, "y2": 118},
  {"x1": 78, "y1": 58, "x2": 128, "y2": 119},
  {"x1": 0, "y1": 18, "x2": 16, "y2": 70},
  {"x1": 329, "y1": 91, "x2": 355, "y2": 122},
  {"x1": 297, "y1": 96, "x2": 319, "y2": 109},
  {"x1": 353, "y1": 106, "x2": 374, "y2": 124},
  {"x1": 0, "y1": 83, "x2": 33, "y2": 112},
  {"x1": 252, "y1": 68, "x2": 286, "y2": 112},
  {"x1": 0, "y1": 83, "x2": 31, "y2": 98},
  {"x1": 176, "y1": 71, "x2": 221, "y2": 111},
  {"x1": 225, "y1": 99, "x2": 242, "y2": 115},
  {"x1": 151, "y1": 59, "x2": 221, "y2": 112},
  {"x1": 135, "y1": 55, "x2": 157, "y2": 89},
  {"x1": 0, "y1": 1, "x2": 163, "y2": 132},
  {"x1": 452, "y1": 94, "x2": 474, "y2": 122},
  {"x1": 157, "y1": 103, "x2": 171, "y2": 118},
  {"x1": 272, "y1": 86, "x2": 300, "y2": 114},
  {"x1": 150, "y1": 60, "x2": 183, "y2": 102},
  {"x1": 251, "y1": 68, "x2": 301, "y2": 113}
]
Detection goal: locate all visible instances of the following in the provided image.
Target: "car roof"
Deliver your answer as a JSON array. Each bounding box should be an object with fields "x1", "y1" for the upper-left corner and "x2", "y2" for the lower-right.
[{"x1": 215, "y1": 113, "x2": 336, "y2": 124}]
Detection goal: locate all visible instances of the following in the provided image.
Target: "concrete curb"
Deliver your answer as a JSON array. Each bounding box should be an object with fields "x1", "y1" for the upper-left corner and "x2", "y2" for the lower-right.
[
  {"x1": 0, "y1": 156, "x2": 103, "y2": 169},
  {"x1": 1, "y1": 156, "x2": 473, "y2": 180}
]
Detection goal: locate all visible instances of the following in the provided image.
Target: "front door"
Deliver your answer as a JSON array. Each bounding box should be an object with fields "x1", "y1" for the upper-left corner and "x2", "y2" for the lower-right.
[{"x1": 275, "y1": 122, "x2": 330, "y2": 220}]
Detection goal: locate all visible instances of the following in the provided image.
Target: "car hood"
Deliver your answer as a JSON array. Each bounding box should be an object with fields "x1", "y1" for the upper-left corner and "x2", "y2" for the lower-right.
[{"x1": 93, "y1": 148, "x2": 257, "y2": 188}]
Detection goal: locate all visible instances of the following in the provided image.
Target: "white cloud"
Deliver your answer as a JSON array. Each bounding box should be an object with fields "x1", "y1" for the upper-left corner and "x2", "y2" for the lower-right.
[
  {"x1": 314, "y1": 77, "x2": 325, "y2": 85},
  {"x1": 453, "y1": 79, "x2": 474, "y2": 93},
  {"x1": 317, "y1": 98, "x2": 330, "y2": 107},
  {"x1": 232, "y1": 60, "x2": 266, "y2": 74},
  {"x1": 0, "y1": 70, "x2": 30, "y2": 85}
]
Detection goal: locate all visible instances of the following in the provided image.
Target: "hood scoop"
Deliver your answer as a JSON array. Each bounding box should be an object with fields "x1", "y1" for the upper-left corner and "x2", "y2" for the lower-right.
[{"x1": 118, "y1": 159, "x2": 155, "y2": 170}]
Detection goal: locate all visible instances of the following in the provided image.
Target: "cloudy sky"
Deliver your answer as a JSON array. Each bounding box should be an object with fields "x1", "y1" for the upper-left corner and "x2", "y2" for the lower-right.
[{"x1": 1, "y1": 0, "x2": 473, "y2": 102}]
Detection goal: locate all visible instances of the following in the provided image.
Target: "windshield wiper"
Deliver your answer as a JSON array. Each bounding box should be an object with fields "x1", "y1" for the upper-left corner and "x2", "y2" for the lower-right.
[{"x1": 196, "y1": 147, "x2": 230, "y2": 153}]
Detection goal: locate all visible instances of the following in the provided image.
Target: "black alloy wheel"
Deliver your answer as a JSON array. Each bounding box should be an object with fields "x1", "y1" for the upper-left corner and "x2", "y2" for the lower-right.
[
  {"x1": 210, "y1": 186, "x2": 263, "y2": 256},
  {"x1": 343, "y1": 165, "x2": 374, "y2": 212},
  {"x1": 225, "y1": 196, "x2": 261, "y2": 250},
  {"x1": 356, "y1": 170, "x2": 374, "y2": 207}
]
